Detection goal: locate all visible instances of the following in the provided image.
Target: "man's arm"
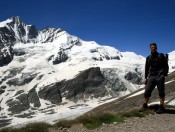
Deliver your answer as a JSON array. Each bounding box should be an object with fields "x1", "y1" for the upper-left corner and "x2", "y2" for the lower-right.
[
  {"x1": 145, "y1": 56, "x2": 150, "y2": 79},
  {"x1": 144, "y1": 56, "x2": 150, "y2": 84}
]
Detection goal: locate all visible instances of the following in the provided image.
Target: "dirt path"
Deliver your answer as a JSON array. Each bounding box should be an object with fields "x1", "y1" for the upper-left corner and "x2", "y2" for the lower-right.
[{"x1": 93, "y1": 113, "x2": 175, "y2": 132}]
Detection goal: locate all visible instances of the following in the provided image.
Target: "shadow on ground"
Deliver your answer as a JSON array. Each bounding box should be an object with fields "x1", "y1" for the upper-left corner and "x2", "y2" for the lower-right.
[{"x1": 148, "y1": 104, "x2": 175, "y2": 114}]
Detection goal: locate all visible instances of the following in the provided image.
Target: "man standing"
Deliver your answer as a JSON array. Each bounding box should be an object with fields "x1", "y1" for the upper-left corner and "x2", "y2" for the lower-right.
[{"x1": 139, "y1": 43, "x2": 169, "y2": 114}]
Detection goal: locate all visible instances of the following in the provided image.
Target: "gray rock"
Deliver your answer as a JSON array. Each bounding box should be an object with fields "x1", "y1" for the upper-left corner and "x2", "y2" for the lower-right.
[
  {"x1": 8, "y1": 67, "x2": 24, "y2": 77},
  {"x1": 0, "y1": 67, "x2": 24, "y2": 85},
  {"x1": 38, "y1": 83, "x2": 62, "y2": 104},
  {"x1": 14, "y1": 112, "x2": 35, "y2": 118},
  {"x1": 90, "y1": 49, "x2": 98, "y2": 53},
  {"x1": 111, "y1": 55, "x2": 120, "y2": 60},
  {"x1": 124, "y1": 72, "x2": 142, "y2": 84},
  {"x1": 0, "y1": 89, "x2": 5, "y2": 94},
  {"x1": 52, "y1": 51, "x2": 68, "y2": 65},
  {"x1": 36, "y1": 74, "x2": 44, "y2": 80},
  {"x1": 0, "y1": 85, "x2": 7, "y2": 89},
  {"x1": 6, "y1": 87, "x2": 40, "y2": 114},
  {"x1": 38, "y1": 67, "x2": 108, "y2": 103},
  {"x1": 0, "y1": 16, "x2": 63, "y2": 67},
  {"x1": 39, "y1": 27, "x2": 63, "y2": 43},
  {"x1": 14, "y1": 90, "x2": 24, "y2": 96},
  {"x1": 28, "y1": 87, "x2": 41, "y2": 107},
  {"x1": 7, "y1": 94, "x2": 29, "y2": 114},
  {"x1": 0, "y1": 16, "x2": 38, "y2": 45},
  {"x1": 0, "y1": 45, "x2": 14, "y2": 67},
  {"x1": 27, "y1": 25, "x2": 38, "y2": 40},
  {"x1": 6, "y1": 72, "x2": 38, "y2": 86},
  {"x1": 102, "y1": 69, "x2": 127, "y2": 96},
  {"x1": 13, "y1": 48, "x2": 25, "y2": 56},
  {"x1": 61, "y1": 67, "x2": 107, "y2": 101},
  {"x1": 0, "y1": 118, "x2": 12, "y2": 128}
]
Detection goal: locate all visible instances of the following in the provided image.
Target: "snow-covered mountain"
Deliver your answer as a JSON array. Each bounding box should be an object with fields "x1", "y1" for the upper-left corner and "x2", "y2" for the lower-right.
[{"x1": 0, "y1": 16, "x2": 174, "y2": 128}]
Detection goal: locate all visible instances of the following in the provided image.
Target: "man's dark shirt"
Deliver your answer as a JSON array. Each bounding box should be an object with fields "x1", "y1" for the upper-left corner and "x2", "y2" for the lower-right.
[{"x1": 145, "y1": 51, "x2": 168, "y2": 79}]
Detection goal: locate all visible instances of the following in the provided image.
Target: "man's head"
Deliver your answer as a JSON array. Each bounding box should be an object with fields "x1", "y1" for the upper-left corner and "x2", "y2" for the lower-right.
[{"x1": 150, "y1": 43, "x2": 157, "y2": 53}]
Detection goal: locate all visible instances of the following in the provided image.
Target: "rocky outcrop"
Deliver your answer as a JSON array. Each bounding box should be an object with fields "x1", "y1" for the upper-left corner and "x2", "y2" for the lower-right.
[
  {"x1": 60, "y1": 67, "x2": 107, "y2": 101},
  {"x1": 7, "y1": 87, "x2": 41, "y2": 114},
  {"x1": 0, "y1": 67, "x2": 24, "y2": 85},
  {"x1": 38, "y1": 27, "x2": 63, "y2": 43},
  {"x1": 38, "y1": 83, "x2": 62, "y2": 104},
  {"x1": 124, "y1": 72, "x2": 143, "y2": 84},
  {"x1": 0, "y1": 16, "x2": 64, "y2": 66},
  {"x1": 0, "y1": 89, "x2": 5, "y2": 94},
  {"x1": 91, "y1": 47, "x2": 121, "y2": 61},
  {"x1": 38, "y1": 67, "x2": 108, "y2": 103},
  {"x1": 38, "y1": 67, "x2": 136, "y2": 104},
  {"x1": 52, "y1": 51, "x2": 68, "y2": 65},
  {"x1": 0, "y1": 45, "x2": 14, "y2": 66},
  {"x1": 13, "y1": 48, "x2": 25, "y2": 56},
  {"x1": 7, "y1": 94, "x2": 29, "y2": 114},
  {"x1": 28, "y1": 87, "x2": 41, "y2": 107},
  {"x1": 0, "y1": 16, "x2": 38, "y2": 45},
  {"x1": 102, "y1": 69, "x2": 127, "y2": 94},
  {"x1": 6, "y1": 72, "x2": 38, "y2": 86}
]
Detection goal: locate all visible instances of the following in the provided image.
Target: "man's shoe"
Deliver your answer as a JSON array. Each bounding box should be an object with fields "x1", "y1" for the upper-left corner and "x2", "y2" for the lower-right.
[
  {"x1": 139, "y1": 103, "x2": 148, "y2": 112},
  {"x1": 156, "y1": 106, "x2": 166, "y2": 114}
]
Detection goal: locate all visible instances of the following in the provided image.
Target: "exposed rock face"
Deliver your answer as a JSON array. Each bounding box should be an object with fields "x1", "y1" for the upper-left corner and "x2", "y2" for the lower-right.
[
  {"x1": 6, "y1": 73, "x2": 38, "y2": 86},
  {"x1": 37, "y1": 67, "x2": 108, "y2": 103},
  {"x1": 91, "y1": 47, "x2": 121, "y2": 61},
  {"x1": 60, "y1": 67, "x2": 107, "y2": 101},
  {"x1": 37, "y1": 67, "x2": 130, "y2": 104},
  {"x1": 52, "y1": 51, "x2": 68, "y2": 65},
  {"x1": 0, "y1": 67, "x2": 25, "y2": 85},
  {"x1": 7, "y1": 94, "x2": 29, "y2": 114},
  {"x1": 28, "y1": 88, "x2": 41, "y2": 107},
  {"x1": 38, "y1": 83, "x2": 62, "y2": 104},
  {"x1": 102, "y1": 69, "x2": 127, "y2": 93},
  {"x1": 0, "y1": 89, "x2": 5, "y2": 94},
  {"x1": 124, "y1": 72, "x2": 142, "y2": 84},
  {"x1": 0, "y1": 45, "x2": 14, "y2": 66},
  {"x1": 27, "y1": 25, "x2": 38, "y2": 40},
  {"x1": 0, "y1": 16, "x2": 38, "y2": 45},
  {"x1": 4, "y1": 67, "x2": 140, "y2": 114},
  {"x1": 13, "y1": 48, "x2": 25, "y2": 56},
  {"x1": 38, "y1": 27, "x2": 63, "y2": 43},
  {"x1": 0, "y1": 16, "x2": 63, "y2": 66},
  {"x1": 7, "y1": 88, "x2": 41, "y2": 114}
]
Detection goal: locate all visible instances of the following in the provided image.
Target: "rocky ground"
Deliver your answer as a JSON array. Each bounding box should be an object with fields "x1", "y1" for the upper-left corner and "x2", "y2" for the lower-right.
[{"x1": 48, "y1": 112, "x2": 175, "y2": 132}]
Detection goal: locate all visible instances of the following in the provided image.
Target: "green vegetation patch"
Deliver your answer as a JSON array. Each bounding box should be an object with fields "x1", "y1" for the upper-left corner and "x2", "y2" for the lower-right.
[
  {"x1": 54, "y1": 119, "x2": 78, "y2": 128},
  {"x1": 121, "y1": 109, "x2": 155, "y2": 118},
  {"x1": 0, "y1": 122, "x2": 51, "y2": 132},
  {"x1": 77, "y1": 112, "x2": 124, "y2": 129},
  {"x1": 0, "y1": 108, "x2": 155, "y2": 131}
]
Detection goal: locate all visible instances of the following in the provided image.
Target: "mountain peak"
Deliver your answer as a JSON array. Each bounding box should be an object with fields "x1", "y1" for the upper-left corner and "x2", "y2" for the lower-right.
[
  {"x1": 0, "y1": 16, "x2": 24, "y2": 27},
  {"x1": 10, "y1": 16, "x2": 21, "y2": 23}
]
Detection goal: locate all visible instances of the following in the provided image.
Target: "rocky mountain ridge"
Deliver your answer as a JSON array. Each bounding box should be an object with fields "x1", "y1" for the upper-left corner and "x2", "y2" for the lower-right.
[{"x1": 0, "y1": 16, "x2": 65, "y2": 66}]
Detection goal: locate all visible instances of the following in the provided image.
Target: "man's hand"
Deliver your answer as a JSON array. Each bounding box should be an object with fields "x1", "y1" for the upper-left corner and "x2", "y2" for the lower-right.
[
  {"x1": 160, "y1": 75, "x2": 165, "y2": 78},
  {"x1": 144, "y1": 78, "x2": 148, "y2": 85}
]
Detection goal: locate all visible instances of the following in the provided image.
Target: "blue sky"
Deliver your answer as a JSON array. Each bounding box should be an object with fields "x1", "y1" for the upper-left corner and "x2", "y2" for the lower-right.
[{"x1": 1, "y1": 0, "x2": 175, "y2": 56}]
